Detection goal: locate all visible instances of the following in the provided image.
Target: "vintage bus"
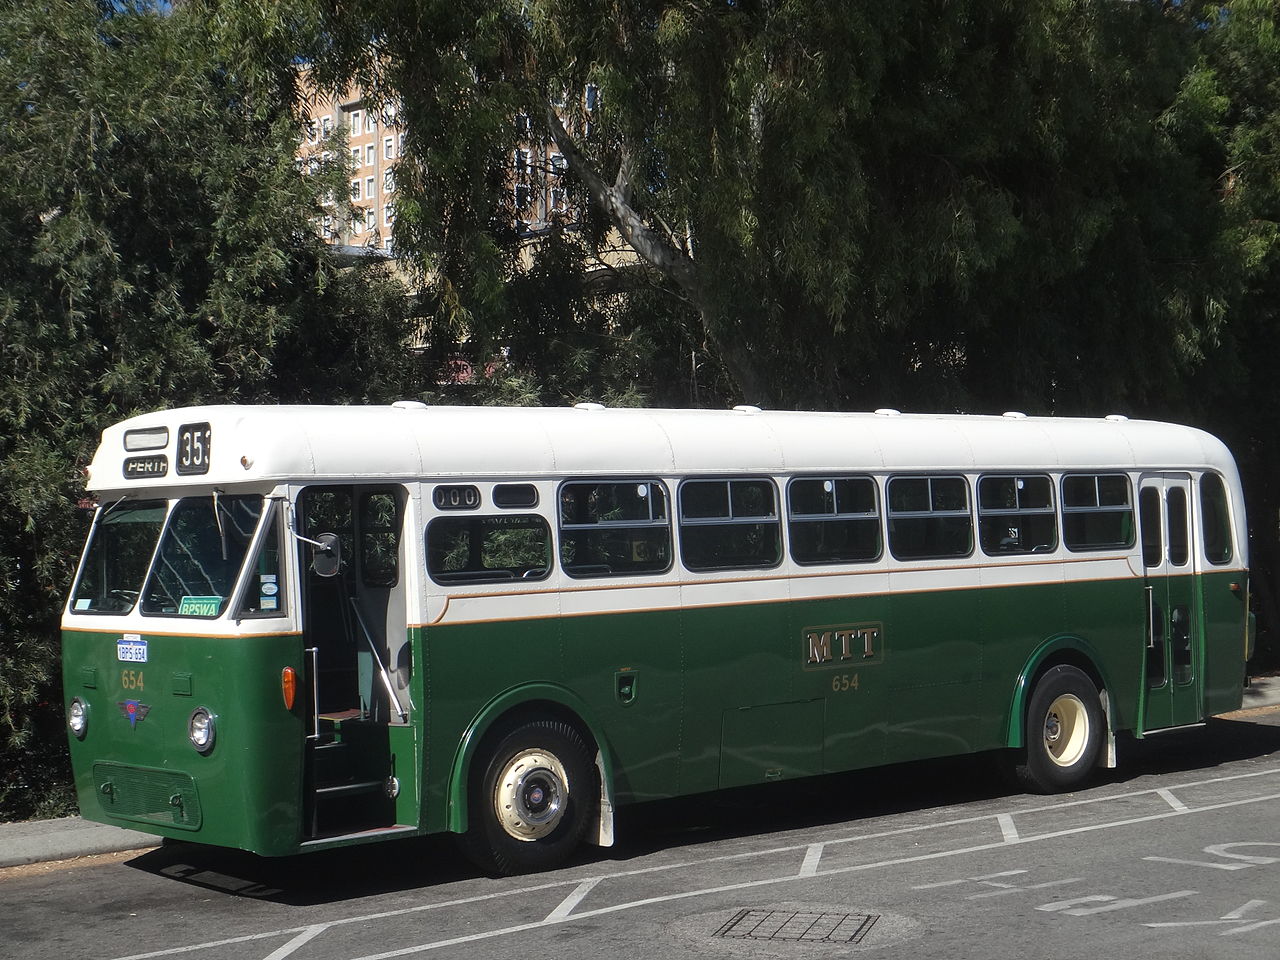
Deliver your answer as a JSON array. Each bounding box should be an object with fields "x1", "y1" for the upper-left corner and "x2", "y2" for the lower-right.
[{"x1": 62, "y1": 404, "x2": 1253, "y2": 874}]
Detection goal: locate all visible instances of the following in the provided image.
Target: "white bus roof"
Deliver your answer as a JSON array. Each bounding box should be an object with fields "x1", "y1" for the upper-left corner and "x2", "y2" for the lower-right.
[{"x1": 86, "y1": 403, "x2": 1240, "y2": 492}]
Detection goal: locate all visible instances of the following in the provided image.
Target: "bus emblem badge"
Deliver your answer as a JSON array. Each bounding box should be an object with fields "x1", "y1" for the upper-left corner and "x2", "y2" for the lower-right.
[{"x1": 118, "y1": 700, "x2": 151, "y2": 728}]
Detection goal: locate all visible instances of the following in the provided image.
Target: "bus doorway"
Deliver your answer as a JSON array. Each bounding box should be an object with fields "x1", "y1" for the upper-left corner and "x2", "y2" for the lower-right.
[
  {"x1": 1138, "y1": 474, "x2": 1203, "y2": 732},
  {"x1": 297, "y1": 484, "x2": 412, "y2": 840}
]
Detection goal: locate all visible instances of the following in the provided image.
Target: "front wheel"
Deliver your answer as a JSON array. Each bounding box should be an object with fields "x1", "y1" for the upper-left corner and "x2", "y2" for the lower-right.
[
  {"x1": 459, "y1": 719, "x2": 596, "y2": 876},
  {"x1": 1015, "y1": 664, "x2": 1103, "y2": 793}
]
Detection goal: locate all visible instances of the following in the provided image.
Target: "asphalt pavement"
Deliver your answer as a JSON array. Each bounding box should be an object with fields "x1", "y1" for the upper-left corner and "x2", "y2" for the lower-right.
[{"x1": 4, "y1": 675, "x2": 1277, "y2": 871}]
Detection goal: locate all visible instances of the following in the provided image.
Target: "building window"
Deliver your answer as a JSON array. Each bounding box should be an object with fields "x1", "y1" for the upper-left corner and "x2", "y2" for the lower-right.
[
  {"x1": 321, "y1": 115, "x2": 332, "y2": 136},
  {"x1": 384, "y1": 137, "x2": 395, "y2": 160},
  {"x1": 366, "y1": 111, "x2": 376, "y2": 134},
  {"x1": 550, "y1": 153, "x2": 566, "y2": 176},
  {"x1": 365, "y1": 176, "x2": 375, "y2": 199},
  {"x1": 585, "y1": 83, "x2": 599, "y2": 112},
  {"x1": 350, "y1": 110, "x2": 361, "y2": 134},
  {"x1": 321, "y1": 215, "x2": 333, "y2": 239},
  {"x1": 353, "y1": 216, "x2": 363, "y2": 236},
  {"x1": 365, "y1": 143, "x2": 375, "y2": 167},
  {"x1": 306, "y1": 120, "x2": 318, "y2": 144},
  {"x1": 350, "y1": 180, "x2": 361, "y2": 201},
  {"x1": 383, "y1": 203, "x2": 394, "y2": 226},
  {"x1": 366, "y1": 208, "x2": 376, "y2": 230},
  {"x1": 350, "y1": 146, "x2": 361, "y2": 168},
  {"x1": 551, "y1": 187, "x2": 565, "y2": 212},
  {"x1": 514, "y1": 183, "x2": 531, "y2": 210},
  {"x1": 515, "y1": 113, "x2": 531, "y2": 136},
  {"x1": 384, "y1": 169, "x2": 395, "y2": 193}
]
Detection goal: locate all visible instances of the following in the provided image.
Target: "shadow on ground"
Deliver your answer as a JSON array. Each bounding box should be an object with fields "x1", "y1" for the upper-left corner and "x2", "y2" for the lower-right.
[{"x1": 122, "y1": 711, "x2": 1280, "y2": 907}]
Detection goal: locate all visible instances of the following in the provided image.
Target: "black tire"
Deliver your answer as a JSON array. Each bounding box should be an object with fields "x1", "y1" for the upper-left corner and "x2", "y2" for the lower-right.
[
  {"x1": 1015, "y1": 664, "x2": 1104, "y2": 793},
  {"x1": 458, "y1": 719, "x2": 596, "y2": 876}
]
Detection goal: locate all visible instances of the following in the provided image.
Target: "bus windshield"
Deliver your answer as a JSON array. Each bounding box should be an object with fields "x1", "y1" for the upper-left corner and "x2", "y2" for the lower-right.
[{"x1": 70, "y1": 494, "x2": 266, "y2": 618}]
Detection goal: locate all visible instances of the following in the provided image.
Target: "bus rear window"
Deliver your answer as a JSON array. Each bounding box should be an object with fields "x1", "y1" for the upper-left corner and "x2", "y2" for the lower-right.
[
  {"x1": 427, "y1": 515, "x2": 551, "y2": 583},
  {"x1": 1200, "y1": 473, "x2": 1233, "y2": 565}
]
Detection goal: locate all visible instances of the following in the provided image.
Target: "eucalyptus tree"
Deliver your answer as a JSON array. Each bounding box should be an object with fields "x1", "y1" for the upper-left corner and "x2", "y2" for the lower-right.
[
  {"x1": 0, "y1": 0, "x2": 420, "y2": 818},
  {"x1": 210, "y1": 0, "x2": 1224, "y2": 411}
]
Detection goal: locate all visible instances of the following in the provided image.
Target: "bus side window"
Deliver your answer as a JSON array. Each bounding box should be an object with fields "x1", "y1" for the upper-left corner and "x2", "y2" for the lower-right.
[
  {"x1": 559, "y1": 480, "x2": 671, "y2": 578},
  {"x1": 1200, "y1": 473, "x2": 1233, "y2": 565},
  {"x1": 787, "y1": 476, "x2": 881, "y2": 564},
  {"x1": 977, "y1": 475, "x2": 1057, "y2": 556},
  {"x1": 427, "y1": 514, "x2": 551, "y2": 583},
  {"x1": 679, "y1": 478, "x2": 781, "y2": 571},
  {"x1": 886, "y1": 476, "x2": 972, "y2": 561},
  {"x1": 360, "y1": 491, "x2": 401, "y2": 587},
  {"x1": 238, "y1": 506, "x2": 285, "y2": 617},
  {"x1": 1062, "y1": 474, "x2": 1134, "y2": 552}
]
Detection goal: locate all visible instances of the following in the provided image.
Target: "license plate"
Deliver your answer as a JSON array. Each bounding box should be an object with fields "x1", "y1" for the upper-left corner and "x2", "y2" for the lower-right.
[{"x1": 117, "y1": 637, "x2": 148, "y2": 663}]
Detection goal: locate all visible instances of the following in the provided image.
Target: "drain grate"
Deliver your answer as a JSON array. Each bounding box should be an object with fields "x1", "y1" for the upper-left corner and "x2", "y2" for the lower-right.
[{"x1": 713, "y1": 910, "x2": 879, "y2": 944}]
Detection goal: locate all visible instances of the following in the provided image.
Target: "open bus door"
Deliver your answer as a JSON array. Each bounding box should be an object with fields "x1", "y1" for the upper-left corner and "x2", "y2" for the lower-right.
[
  {"x1": 297, "y1": 484, "x2": 413, "y2": 840},
  {"x1": 1138, "y1": 474, "x2": 1204, "y2": 733}
]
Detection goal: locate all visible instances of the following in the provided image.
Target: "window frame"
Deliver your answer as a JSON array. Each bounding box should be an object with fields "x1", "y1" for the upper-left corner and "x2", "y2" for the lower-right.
[
  {"x1": 785, "y1": 474, "x2": 883, "y2": 566},
  {"x1": 558, "y1": 479, "x2": 674, "y2": 579},
  {"x1": 425, "y1": 513, "x2": 553, "y2": 585},
  {"x1": 976, "y1": 473, "x2": 1058, "y2": 557},
  {"x1": 1061, "y1": 473, "x2": 1136, "y2": 553},
  {"x1": 886, "y1": 474, "x2": 974, "y2": 562},
  {"x1": 677, "y1": 476, "x2": 782, "y2": 573}
]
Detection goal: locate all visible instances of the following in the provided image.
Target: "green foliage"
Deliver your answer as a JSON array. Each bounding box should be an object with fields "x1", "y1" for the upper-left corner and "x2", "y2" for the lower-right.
[{"x1": 0, "y1": 0, "x2": 423, "y2": 820}]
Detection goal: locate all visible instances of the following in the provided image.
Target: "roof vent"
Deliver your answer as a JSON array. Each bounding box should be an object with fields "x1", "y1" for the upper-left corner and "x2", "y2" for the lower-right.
[
  {"x1": 732, "y1": 405, "x2": 763, "y2": 414},
  {"x1": 574, "y1": 402, "x2": 606, "y2": 412},
  {"x1": 392, "y1": 400, "x2": 428, "y2": 411},
  {"x1": 873, "y1": 408, "x2": 901, "y2": 417},
  {"x1": 1002, "y1": 411, "x2": 1028, "y2": 419},
  {"x1": 1104, "y1": 414, "x2": 1129, "y2": 422}
]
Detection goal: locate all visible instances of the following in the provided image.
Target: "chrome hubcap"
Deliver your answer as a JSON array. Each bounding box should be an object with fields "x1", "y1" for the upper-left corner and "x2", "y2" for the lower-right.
[{"x1": 493, "y1": 749, "x2": 569, "y2": 841}]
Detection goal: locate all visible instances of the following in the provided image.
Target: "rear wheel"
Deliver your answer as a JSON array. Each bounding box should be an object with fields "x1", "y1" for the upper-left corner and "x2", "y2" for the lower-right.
[
  {"x1": 459, "y1": 719, "x2": 595, "y2": 875},
  {"x1": 1015, "y1": 665, "x2": 1103, "y2": 793}
]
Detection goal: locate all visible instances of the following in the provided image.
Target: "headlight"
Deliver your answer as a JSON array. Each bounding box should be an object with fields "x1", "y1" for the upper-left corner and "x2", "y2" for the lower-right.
[
  {"x1": 188, "y1": 707, "x2": 216, "y2": 754},
  {"x1": 68, "y1": 698, "x2": 88, "y2": 739}
]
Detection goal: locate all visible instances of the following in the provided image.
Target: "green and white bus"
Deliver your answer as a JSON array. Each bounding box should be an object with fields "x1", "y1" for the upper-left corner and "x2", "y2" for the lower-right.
[{"x1": 63, "y1": 404, "x2": 1253, "y2": 873}]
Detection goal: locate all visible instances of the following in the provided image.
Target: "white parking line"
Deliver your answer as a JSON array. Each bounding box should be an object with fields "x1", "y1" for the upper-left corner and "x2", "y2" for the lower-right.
[{"x1": 111, "y1": 763, "x2": 1280, "y2": 960}]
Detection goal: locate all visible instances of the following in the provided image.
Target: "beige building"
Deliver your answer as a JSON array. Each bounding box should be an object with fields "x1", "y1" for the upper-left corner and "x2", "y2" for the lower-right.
[{"x1": 299, "y1": 78, "x2": 598, "y2": 252}]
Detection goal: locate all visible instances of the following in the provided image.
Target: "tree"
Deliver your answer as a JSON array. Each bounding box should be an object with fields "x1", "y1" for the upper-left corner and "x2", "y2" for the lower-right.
[
  {"x1": 0, "y1": 0, "x2": 424, "y2": 819},
  {"x1": 219, "y1": 0, "x2": 1225, "y2": 412}
]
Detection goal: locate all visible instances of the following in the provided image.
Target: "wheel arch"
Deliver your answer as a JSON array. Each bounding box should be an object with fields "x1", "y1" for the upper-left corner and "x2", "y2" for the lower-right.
[
  {"x1": 1004, "y1": 636, "x2": 1117, "y2": 755},
  {"x1": 445, "y1": 683, "x2": 617, "y2": 845}
]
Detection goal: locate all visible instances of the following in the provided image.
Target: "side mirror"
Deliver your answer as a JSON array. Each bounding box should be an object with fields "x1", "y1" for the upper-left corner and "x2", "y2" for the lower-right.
[{"x1": 312, "y1": 532, "x2": 342, "y2": 578}]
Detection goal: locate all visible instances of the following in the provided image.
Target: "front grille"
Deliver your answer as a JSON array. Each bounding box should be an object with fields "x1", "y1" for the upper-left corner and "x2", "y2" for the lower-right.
[{"x1": 92, "y1": 762, "x2": 203, "y2": 830}]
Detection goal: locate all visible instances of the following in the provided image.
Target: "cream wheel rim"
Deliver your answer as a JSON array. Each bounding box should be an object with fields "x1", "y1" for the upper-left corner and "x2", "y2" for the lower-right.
[
  {"x1": 1043, "y1": 693, "x2": 1089, "y2": 767},
  {"x1": 493, "y1": 749, "x2": 569, "y2": 841}
]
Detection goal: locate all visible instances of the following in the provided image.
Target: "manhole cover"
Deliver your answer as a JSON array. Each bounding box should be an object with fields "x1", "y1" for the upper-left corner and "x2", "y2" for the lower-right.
[{"x1": 713, "y1": 909, "x2": 880, "y2": 944}]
